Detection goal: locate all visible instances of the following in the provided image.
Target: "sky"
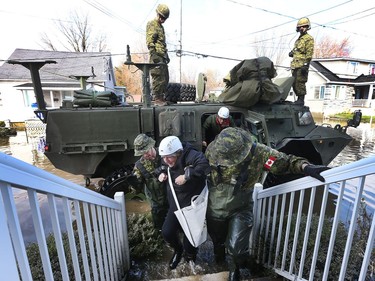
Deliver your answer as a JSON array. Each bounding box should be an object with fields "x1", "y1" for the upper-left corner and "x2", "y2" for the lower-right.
[{"x1": 1, "y1": 0, "x2": 375, "y2": 81}]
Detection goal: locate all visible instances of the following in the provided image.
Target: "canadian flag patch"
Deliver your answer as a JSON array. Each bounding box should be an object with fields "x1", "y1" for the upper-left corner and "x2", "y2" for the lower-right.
[{"x1": 264, "y1": 156, "x2": 276, "y2": 170}]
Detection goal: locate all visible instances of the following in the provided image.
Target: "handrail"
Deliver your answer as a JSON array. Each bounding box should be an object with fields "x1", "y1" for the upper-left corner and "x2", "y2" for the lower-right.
[
  {"x1": 252, "y1": 155, "x2": 375, "y2": 281},
  {"x1": 0, "y1": 152, "x2": 130, "y2": 281}
]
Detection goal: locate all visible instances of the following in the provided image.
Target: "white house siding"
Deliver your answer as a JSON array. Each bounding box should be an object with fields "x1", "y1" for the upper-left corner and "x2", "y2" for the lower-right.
[
  {"x1": 319, "y1": 60, "x2": 375, "y2": 79},
  {"x1": 0, "y1": 82, "x2": 35, "y2": 122},
  {"x1": 321, "y1": 86, "x2": 353, "y2": 117}
]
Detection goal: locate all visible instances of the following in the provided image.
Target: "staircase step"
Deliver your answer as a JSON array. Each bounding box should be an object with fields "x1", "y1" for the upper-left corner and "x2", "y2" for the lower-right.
[{"x1": 151, "y1": 271, "x2": 282, "y2": 281}]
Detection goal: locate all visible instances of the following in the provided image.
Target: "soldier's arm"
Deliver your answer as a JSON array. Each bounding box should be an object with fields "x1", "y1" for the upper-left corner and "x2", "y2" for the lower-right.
[
  {"x1": 146, "y1": 21, "x2": 158, "y2": 51},
  {"x1": 257, "y1": 144, "x2": 309, "y2": 175}
]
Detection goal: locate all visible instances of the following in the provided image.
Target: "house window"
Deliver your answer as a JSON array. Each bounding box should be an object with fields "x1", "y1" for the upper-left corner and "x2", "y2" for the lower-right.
[
  {"x1": 347, "y1": 61, "x2": 358, "y2": 74},
  {"x1": 22, "y1": 90, "x2": 36, "y2": 107},
  {"x1": 369, "y1": 64, "x2": 375, "y2": 75},
  {"x1": 313, "y1": 86, "x2": 325, "y2": 99},
  {"x1": 62, "y1": 91, "x2": 74, "y2": 101},
  {"x1": 332, "y1": 85, "x2": 343, "y2": 99}
]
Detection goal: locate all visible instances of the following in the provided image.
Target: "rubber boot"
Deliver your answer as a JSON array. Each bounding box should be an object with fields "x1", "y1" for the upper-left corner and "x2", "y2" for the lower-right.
[
  {"x1": 294, "y1": 95, "x2": 305, "y2": 105},
  {"x1": 169, "y1": 248, "x2": 183, "y2": 270},
  {"x1": 227, "y1": 256, "x2": 240, "y2": 281},
  {"x1": 214, "y1": 244, "x2": 226, "y2": 264}
]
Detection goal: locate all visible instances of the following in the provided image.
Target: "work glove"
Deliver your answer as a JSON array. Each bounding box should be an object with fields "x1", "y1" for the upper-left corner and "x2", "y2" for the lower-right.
[
  {"x1": 154, "y1": 165, "x2": 167, "y2": 176},
  {"x1": 303, "y1": 164, "x2": 330, "y2": 182},
  {"x1": 288, "y1": 51, "x2": 294, "y2": 57},
  {"x1": 301, "y1": 64, "x2": 309, "y2": 76}
]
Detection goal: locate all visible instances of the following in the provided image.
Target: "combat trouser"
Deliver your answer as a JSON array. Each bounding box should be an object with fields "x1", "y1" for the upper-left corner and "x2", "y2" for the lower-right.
[
  {"x1": 292, "y1": 67, "x2": 308, "y2": 97},
  {"x1": 150, "y1": 53, "x2": 169, "y2": 100}
]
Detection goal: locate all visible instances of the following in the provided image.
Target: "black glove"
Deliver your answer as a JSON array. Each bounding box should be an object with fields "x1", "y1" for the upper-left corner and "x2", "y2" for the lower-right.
[
  {"x1": 303, "y1": 164, "x2": 330, "y2": 182},
  {"x1": 301, "y1": 64, "x2": 309, "y2": 76},
  {"x1": 154, "y1": 165, "x2": 167, "y2": 176},
  {"x1": 288, "y1": 51, "x2": 294, "y2": 57}
]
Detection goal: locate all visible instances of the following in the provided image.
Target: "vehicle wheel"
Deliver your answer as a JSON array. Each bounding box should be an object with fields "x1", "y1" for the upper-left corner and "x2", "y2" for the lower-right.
[
  {"x1": 165, "y1": 83, "x2": 196, "y2": 102},
  {"x1": 100, "y1": 166, "x2": 133, "y2": 198}
]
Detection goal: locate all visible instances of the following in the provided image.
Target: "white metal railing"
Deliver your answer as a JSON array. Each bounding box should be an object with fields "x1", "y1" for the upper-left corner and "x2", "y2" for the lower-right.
[
  {"x1": 251, "y1": 156, "x2": 375, "y2": 281},
  {"x1": 352, "y1": 99, "x2": 372, "y2": 108},
  {"x1": 0, "y1": 152, "x2": 130, "y2": 281}
]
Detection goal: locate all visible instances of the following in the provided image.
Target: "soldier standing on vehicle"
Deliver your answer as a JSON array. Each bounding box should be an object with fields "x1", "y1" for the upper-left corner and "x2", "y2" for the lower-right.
[
  {"x1": 289, "y1": 17, "x2": 314, "y2": 106},
  {"x1": 146, "y1": 4, "x2": 170, "y2": 106},
  {"x1": 202, "y1": 107, "x2": 236, "y2": 148},
  {"x1": 205, "y1": 127, "x2": 329, "y2": 281},
  {"x1": 132, "y1": 134, "x2": 169, "y2": 230}
]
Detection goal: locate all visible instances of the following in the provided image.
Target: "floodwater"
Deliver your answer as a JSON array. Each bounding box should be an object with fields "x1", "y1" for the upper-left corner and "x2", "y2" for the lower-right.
[{"x1": 1, "y1": 119, "x2": 375, "y2": 280}]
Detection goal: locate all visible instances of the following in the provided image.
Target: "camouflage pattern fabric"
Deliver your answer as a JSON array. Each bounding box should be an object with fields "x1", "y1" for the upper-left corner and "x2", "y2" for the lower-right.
[
  {"x1": 292, "y1": 67, "x2": 308, "y2": 96},
  {"x1": 146, "y1": 18, "x2": 169, "y2": 98},
  {"x1": 205, "y1": 127, "x2": 309, "y2": 219},
  {"x1": 205, "y1": 125, "x2": 311, "y2": 267},
  {"x1": 133, "y1": 154, "x2": 168, "y2": 230},
  {"x1": 134, "y1": 134, "x2": 156, "y2": 156},
  {"x1": 290, "y1": 33, "x2": 314, "y2": 69},
  {"x1": 290, "y1": 32, "x2": 314, "y2": 97}
]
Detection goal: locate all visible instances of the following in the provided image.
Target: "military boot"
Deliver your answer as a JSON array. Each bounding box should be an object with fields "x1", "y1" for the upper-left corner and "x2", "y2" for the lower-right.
[
  {"x1": 294, "y1": 95, "x2": 305, "y2": 105},
  {"x1": 227, "y1": 256, "x2": 240, "y2": 281}
]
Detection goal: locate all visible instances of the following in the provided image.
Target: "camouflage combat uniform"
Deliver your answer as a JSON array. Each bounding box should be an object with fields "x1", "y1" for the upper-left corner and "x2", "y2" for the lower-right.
[
  {"x1": 133, "y1": 154, "x2": 168, "y2": 230},
  {"x1": 290, "y1": 32, "x2": 314, "y2": 97},
  {"x1": 205, "y1": 127, "x2": 309, "y2": 275},
  {"x1": 146, "y1": 18, "x2": 169, "y2": 101},
  {"x1": 133, "y1": 134, "x2": 168, "y2": 230}
]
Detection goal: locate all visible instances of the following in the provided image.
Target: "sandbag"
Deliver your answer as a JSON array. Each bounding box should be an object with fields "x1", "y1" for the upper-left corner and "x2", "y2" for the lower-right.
[
  {"x1": 218, "y1": 57, "x2": 283, "y2": 108},
  {"x1": 73, "y1": 89, "x2": 118, "y2": 107}
]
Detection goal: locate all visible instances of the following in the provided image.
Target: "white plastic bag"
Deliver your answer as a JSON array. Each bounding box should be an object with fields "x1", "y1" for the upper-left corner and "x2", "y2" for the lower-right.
[
  {"x1": 168, "y1": 168, "x2": 208, "y2": 247},
  {"x1": 174, "y1": 186, "x2": 208, "y2": 247}
]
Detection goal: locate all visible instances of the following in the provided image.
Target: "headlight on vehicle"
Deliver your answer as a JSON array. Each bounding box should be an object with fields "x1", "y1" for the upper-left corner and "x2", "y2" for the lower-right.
[{"x1": 297, "y1": 111, "x2": 313, "y2": 126}]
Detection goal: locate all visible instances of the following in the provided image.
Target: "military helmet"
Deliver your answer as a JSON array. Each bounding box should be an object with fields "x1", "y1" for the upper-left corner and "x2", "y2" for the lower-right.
[
  {"x1": 159, "y1": 136, "x2": 182, "y2": 156},
  {"x1": 297, "y1": 17, "x2": 311, "y2": 30},
  {"x1": 134, "y1": 134, "x2": 156, "y2": 156},
  {"x1": 156, "y1": 4, "x2": 170, "y2": 19},
  {"x1": 206, "y1": 127, "x2": 253, "y2": 166}
]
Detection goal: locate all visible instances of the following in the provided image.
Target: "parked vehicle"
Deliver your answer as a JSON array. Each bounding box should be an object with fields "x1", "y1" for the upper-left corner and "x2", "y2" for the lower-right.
[{"x1": 10, "y1": 51, "x2": 361, "y2": 197}]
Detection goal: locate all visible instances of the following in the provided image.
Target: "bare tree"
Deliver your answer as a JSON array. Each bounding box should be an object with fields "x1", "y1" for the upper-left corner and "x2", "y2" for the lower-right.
[
  {"x1": 252, "y1": 33, "x2": 288, "y2": 66},
  {"x1": 205, "y1": 69, "x2": 225, "y2": 92},
  {"x1": 314, "y1": 36, "x2": 353, "y2": 58},
  {"x1": 40, "y1": 11, "x2": 107, "y2": 52}
]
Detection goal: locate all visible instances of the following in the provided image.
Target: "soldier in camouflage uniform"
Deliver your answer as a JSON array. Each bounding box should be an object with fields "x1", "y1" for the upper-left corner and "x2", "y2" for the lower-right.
[
  {"x1": 289, "y1": 17, "x2": 314, "y2": 105},
  {"x1": 133, "y1": 134, "x2": 168, "y2": 230},
  {"x1": 146, "y1": 4, "x2": 170, "y2": 106},
  {"x1": 205, "y1": 127, "x2": 329, "y2": 281}
]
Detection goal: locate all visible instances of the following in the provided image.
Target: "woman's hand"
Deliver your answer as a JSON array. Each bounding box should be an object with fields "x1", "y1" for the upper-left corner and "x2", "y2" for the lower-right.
[
  {"x1": 175, "y1": 175, "x2": 187, "y2": 185},
  {"x1": 158, "y1": 173, "x2": 167, "y2": 182}
]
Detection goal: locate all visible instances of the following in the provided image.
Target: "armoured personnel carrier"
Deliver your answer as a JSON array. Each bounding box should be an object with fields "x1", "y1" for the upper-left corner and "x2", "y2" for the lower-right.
[{"x1": 10, "y1": 52, "x2": 361, "y2": 197}]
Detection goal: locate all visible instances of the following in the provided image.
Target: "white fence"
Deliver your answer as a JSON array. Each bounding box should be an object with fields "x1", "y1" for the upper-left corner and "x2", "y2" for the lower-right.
[
  {"x1": 0, "y1": 152, "x2": 130, "y2": 281},
  {"x1": 252, "y1": 156, "x2": 375, "y2": 281}
]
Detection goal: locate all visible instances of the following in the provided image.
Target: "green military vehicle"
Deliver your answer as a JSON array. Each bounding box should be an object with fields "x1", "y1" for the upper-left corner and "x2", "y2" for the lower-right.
[{"x1": 10, "y1": 52, "x2": 361, "y2": 198}]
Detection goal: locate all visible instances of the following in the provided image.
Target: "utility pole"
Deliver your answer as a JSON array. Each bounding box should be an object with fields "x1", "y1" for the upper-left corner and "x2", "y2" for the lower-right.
[{"x1": 179, "y1": 0, "x2": 182, "y2": 83}]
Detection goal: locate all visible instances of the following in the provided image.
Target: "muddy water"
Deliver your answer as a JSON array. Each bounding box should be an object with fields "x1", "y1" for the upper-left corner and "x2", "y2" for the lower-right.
[{"x1": 1, "y1": 121, "x2": 375, "y2": 280}]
